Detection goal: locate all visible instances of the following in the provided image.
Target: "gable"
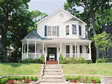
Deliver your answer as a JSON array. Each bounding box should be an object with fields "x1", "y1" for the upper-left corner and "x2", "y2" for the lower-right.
[{"x1": 37, "y1": 9, "x2": 87, "y2": 25}]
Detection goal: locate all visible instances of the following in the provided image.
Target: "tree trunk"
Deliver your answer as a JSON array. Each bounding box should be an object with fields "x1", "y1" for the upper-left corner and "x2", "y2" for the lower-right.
[{"x1": 91, "y1": 11, "x2": 100, "y2": 59}]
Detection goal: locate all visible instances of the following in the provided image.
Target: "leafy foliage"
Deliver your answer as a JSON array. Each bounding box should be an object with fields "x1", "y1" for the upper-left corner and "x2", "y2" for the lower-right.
[{"x1": 93, "y1": 32, "x2": 112, "y2": 58}]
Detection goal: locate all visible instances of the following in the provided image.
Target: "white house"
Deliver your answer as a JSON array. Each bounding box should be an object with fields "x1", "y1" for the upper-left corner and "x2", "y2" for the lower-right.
[{"x1": 22, "y1": 9, "x2": 92, "y2": 64}]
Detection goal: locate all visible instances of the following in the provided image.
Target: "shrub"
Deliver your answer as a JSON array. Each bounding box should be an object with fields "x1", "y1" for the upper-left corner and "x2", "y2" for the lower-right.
[
  {"x1": 33, "y1": 76, "x2": 38, "y2": 81},
  {"x1": 91, "y1": 77, "x2": 101, "y2": 83},
  {"x1": 40, "y1": 53, "x2": 45, "y2": 64},
  {"x1": 29, "y1": 76, "x2": 33, "y2": 81},
  {"x1": 59, "y1": 54, "x2": 67, "y2": 64},
  {"x1": 25, "y1": 76, "x2": 29, "y2": 79},
  {"x1": 96, "y1": 58, "x2": 105, "y2": 63},
  {"x1": 86, "y1": 60, "x2": 92, "y2": 64},
  {"x1": 21, "y1": 76, "x2": 25, "y2": 80},
  {"x1": 65, "y1": 76, "x2": 70, "y2": 81},
  {"x1": 22, "y1": 58, "x2": 42, "y2": 63},
  {"x1": 1, "y1": 78, "x2": 9, "y2": 84},
  {"x1": 73, "y1": 76, "x2": 81, "y2": 80}
]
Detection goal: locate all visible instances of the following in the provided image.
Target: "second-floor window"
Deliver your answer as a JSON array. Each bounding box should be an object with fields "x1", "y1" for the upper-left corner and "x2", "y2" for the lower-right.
[
  {"x1": 45, "y1": 25, "x2": 59, "y2": 36},
  {"x1": 79, "y1": 25, "x2": 82, "y2": 36},
  {"x1": 66, "y1": 25, "x2": 69, "y2": 35},
  {"x1": 72, "y1": 24, "x2": 77, "y2": 34}
]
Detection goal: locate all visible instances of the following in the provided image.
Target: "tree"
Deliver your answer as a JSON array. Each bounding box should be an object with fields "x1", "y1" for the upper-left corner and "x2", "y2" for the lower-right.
[
  {"x1": 0, "y1": 0, "x2": 30, "y2": 61},
  {"x1": 64, "y1": 0, "x2": 112, "y2": 58},
  {"x1": 93, "y1": 32, "x2": 112, "y2": 58},
  {"x1": 8, "y1": 9, "x2": 47, "y2": 62}
]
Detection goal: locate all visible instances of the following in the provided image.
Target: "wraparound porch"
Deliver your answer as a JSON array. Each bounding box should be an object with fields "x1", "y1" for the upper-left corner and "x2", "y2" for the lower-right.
[{"x1": 22, "y1": 39, "x2": 92, "y2": 63}]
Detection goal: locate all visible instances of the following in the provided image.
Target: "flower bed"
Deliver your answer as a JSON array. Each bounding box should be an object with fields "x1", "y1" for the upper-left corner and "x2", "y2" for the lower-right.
[
  {"x1": 0, "y1": 76, "x2": 38, "y2": 84},
  {"x1": 66, "y1": 75, "x2": 101, "y2": 83}
]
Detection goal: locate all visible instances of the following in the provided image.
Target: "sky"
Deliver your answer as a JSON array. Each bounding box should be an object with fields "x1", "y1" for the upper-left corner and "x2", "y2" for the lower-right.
[{"x1": 28, "y1": 0, "x2": 66, "y2": 14}]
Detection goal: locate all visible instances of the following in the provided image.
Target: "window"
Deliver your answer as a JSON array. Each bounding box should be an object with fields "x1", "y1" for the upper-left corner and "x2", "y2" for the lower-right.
[
  {"x1": 52, "y1": 26, "x2": 57, "y2": 36},
  {"x1": 47, "y1": 26, "x2": 51, "y2": 36},
  {"x1": 45, "y1": 26, "x2": 59, "y2": 36},
  {"x1": 66, "y1": 25, "x2": 69, "y2": 35},
  {"x1": 72, "y1": 24, "x2": 77, "y2": 34},
  {"x1": 66, "y1": 45, "x2": 70, "y2": 53},
  {"x1": 79, "y1": 25, "x2": 82, "y2": 36},
  {"x1": 80, "y1": 45, "x2": 82, "y2": 53}
]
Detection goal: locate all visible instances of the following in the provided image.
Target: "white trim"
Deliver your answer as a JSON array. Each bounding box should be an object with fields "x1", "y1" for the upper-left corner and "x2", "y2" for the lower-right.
[{"x1": 37, "y1": 8, "x2": 87, "y2": 25}]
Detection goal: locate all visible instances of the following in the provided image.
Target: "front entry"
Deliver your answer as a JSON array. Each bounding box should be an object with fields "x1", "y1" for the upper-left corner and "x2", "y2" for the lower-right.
[{"x1": 47, "y1": 47, "x2": 57, "y2": 61}]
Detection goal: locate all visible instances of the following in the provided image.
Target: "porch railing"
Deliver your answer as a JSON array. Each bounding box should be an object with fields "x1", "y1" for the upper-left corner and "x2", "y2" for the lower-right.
[
  {"x1": 22, "y1": 53, "x2": 41, "y2": 59},
  {"x1": 62, "y1": 53, "x2": 90, "y2": 59}
]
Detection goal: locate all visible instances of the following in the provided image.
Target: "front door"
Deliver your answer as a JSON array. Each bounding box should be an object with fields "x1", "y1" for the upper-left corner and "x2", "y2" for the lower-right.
[{"x1": 47, "y1": 48, "x2": 57, "y2": 61}]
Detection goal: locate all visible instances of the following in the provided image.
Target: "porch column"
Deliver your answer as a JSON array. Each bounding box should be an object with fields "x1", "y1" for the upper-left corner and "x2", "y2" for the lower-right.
[
  {"x1": 22, "y1": 42, "x2": 23, "y2": 60},
  {"x1": 42, "y1": 42, "x2": 46, "y2": 63},
  {"x1": 70, "y1": 44, "x2": 73, "y2": 57},
  {"x1": 75, "y1": 43, "x2": 76, "y2": 57},
  {"x1": 59, "y1": 43, "x2": 62, "y2": 63},
  {"x1": 35, "y1": 41, "x2": 36, "y2": 58},
  {"x1": 77, "y1": 44, "x2": 80, "y2": 58},
  {"x1": 89, "y1": 42, "x2": 91, "y2": 59},
  {"x1": 27, "y1": 41, "x2": 29, "y2": 58}
]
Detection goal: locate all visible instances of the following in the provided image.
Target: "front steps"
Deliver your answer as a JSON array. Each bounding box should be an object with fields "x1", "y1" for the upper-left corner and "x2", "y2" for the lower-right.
[{"x1": 39, "y1": 64, "x2": 65, "y2": 84}]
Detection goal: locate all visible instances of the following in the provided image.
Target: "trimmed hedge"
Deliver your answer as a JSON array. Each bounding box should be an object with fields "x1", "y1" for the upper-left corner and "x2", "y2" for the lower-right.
[
  {"x1": 59, "y1": 54, "x2": 92, "y2": 64},
  {"x1": 21, "y1": 58, "x2": 42, "y2": 63},
  {"x1": 0, "y1": 76, "x2": 38, "y2": 84},
  {"x1": 65, "y1": 75, "x2": 101, "y2": 83}
]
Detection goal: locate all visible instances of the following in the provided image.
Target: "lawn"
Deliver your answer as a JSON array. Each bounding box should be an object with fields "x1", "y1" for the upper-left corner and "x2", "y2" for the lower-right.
[
  {"x1": 62, "y1": 63, "x2": 112, "y2": 76},
  {"x1": 0, "y1": 63, "x2": 41, "y2": 76}
]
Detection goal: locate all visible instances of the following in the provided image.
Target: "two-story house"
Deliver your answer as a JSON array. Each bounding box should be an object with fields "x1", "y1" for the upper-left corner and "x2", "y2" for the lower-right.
[{"x1": 22, "y1": 9, "x2": 92, "y2": 64}]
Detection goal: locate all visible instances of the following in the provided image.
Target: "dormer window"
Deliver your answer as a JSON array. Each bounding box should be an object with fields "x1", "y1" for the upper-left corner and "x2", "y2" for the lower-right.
[
  {"x1": 72, "y1": 24, "x2": 77, "y2": 34},
  {"x1": 44, "y1": 25, "x2": 59, "y2": 36},
  {"x1": 66, "y1": 25, "x2": 69, "y2": 35}
]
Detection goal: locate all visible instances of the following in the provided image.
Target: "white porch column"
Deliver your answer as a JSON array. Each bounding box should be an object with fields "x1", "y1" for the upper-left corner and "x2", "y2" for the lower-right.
[
  {"x1": 42, "y1": 42, "x2": 46, "y2": 63},
  {"x1": 35, "y1": 41, "x2": 36, "y2": 58},
  {"x1": 89, "y1": 42, "x2": 91, "y2": 59},
  {"x1": 27, "y1": 41, "x2": 29, "y2": 58},
  {"x1": 70, "y1": 44, "x2": 73, "y2": 58},
  {"x1": 22, "y1": 42, "x2": 23, "y2": 60},
  {"x1": 77, "y1": 44, "x2": 80, "y2": 58},
  {"x1": 59, "y1": 43, "x2": 62, "y2": 64},
  {"x1": 75, "y1": 43, "x2": 76, "y2": 57}
]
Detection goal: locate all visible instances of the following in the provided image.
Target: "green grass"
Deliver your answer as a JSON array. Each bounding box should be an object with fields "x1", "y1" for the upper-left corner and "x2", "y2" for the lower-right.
[
  {"x1": 62, "y1": 63, "x2": 112, "y2": 76},
  {"x1": 0, "y1": 63, "x2": 41, "y2": 76}
]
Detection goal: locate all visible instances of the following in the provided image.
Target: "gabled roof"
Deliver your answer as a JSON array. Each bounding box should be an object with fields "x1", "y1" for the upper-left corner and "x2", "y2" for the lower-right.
[{"x1": 37, "y1": 8, "x2": 87, "y2": 25}]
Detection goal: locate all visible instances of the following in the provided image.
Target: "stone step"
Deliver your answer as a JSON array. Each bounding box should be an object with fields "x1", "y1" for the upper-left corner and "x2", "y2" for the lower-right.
[
  {"x1": 42, "y1": 75, "x2": 63, "y2": 79},
  {"x1": 45, "y1": 66, "x2": 60, "y2": 69},
  {"x1": 44, "y1": 69, "x2": 61, "y2": 72},
  {"x1": 41, "y1": 78, "x2": 64, "y2": 82},
  {"x1": 39, "y1": 82, "x2": 65, "y2": 84},
  {"x1": 44, "y1": 72, "x2": 62, "y2": 75}
]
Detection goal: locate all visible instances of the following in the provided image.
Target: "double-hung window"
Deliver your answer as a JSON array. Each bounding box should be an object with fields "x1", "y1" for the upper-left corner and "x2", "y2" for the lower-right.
[
  {"x1": 79, "y1": 25, "x2": 82, "y2": 36},
  {"x1": 72, "y1": 24, "x2": 77, "y2": 34},
  {"x1": 45, "y1": 25, "x2": 59, "y2": 36},
  {"x1": 66, "y1": 25, "x2": 69, "y2": 35}
]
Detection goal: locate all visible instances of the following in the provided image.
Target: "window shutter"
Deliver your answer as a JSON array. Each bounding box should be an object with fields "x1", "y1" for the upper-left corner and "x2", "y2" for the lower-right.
[
  {"x1": 57, "y1": 26, "x2": 59, "y2": 36},
  {"x1": 44, "y1": 25, "x2": 47, "y2": 36}
]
